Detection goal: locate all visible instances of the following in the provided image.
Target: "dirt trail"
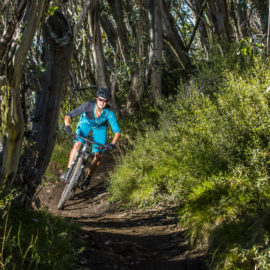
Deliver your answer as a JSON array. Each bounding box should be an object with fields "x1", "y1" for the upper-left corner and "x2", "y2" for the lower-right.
[{"x1": 38, "y1": 154, "x2": 206, "y2": 270}]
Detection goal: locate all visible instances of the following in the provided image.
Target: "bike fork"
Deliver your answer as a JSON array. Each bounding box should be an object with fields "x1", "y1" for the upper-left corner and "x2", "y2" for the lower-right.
[
  {"x1": 73, "y1": 158, "x2": 86, "y2": 189},
  {"x1": 66, "y1": 152, "x2": 79, "y2": 181}
]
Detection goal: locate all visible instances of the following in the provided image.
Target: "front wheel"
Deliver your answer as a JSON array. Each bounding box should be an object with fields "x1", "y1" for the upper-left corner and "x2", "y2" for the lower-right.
[{"x1": 57, "y1": 157, "x2": 83, "y2": 210}]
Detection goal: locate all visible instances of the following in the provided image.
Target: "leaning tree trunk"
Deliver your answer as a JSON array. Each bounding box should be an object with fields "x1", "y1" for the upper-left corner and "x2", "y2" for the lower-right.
[
  {"x1": 160, "y1": 0, "x2": 192, "y2": 70},
  {"x1": 100, "y1": 14, "x2": 117, "y2": 50},
  {"x1": 18, "y1": 11, "x2": 73, "y2": 200},
  {"x1": 0, "y1": 0, "x2": 47, "y2": 183},
  {"x1": 189, "y1": 0, "x2": 209, "y2": 54},
  {"x1": 107, "y1": 0, "x2": 129, "y2": 62},
  {"x1": 148, "y1": 0, "x2": 163, "y2": 104}
]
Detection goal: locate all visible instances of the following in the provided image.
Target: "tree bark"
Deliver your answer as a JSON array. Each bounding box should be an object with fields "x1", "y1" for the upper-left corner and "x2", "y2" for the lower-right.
[
  {"x1": 107, "y1": 0, "x2": 129, "y2": 62},
  {"x1": 189, "y1": 0, "x2": 209, "y2": 53},
  {"x1": 127, "y1": 0, "x2": 147, "y2": 114},
  {"x1": 160, "y1": 0, "x2": 192, "y2": 70},
  {"x1": 236, "y1": 0, "x2": 250, "y2": 38},
  {"x1": 0, "y1": 0, "x2": 47, "y2": 182},
  {"x1": 122, "y1": 0, "x2": 137, "y2": 36},
  {"x1": 148, "y1": 0, "x2": 163, "y2": 103},
  {"x1": 253, "y1": 0, "x2": 268, "y2": 34},
  {"x1": 73, "y1": 0, "x2": 91, "y2": 38},
  {"x1": 100, "y1": 14, "x2": 117, "y2": 50},
  {"x1": 18, "y1": 11, "x2": 73, "y2": 200},
  {"x1": 88, "y1": 0, "x2": 111, "y2": 98},
  {"x1": 207, "y1": 0, "x2": 231, "y2": 42},
  {"x1": 229, "y1": 0, "x2": 250, "y2": 40}
]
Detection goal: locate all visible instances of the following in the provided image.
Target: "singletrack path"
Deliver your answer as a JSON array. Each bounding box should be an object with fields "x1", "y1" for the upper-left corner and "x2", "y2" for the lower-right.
[{"x1": 38, "y1": 154, "x2": 206, "y2": 270}]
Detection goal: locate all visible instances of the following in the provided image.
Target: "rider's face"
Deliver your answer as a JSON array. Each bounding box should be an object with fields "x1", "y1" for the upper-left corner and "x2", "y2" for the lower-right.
[{"x1": 96, "y1": 96, "x2": 108, "y2": 109}]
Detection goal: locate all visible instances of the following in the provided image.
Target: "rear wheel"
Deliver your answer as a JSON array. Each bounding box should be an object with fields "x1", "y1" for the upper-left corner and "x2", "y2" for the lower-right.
[{"x1": 57, "y1": 157, "x2": 83, "y2": 210}]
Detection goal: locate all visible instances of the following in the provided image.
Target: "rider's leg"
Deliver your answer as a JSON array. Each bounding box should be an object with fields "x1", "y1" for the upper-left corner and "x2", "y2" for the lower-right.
[
  {"x1": 67, "y1": 141, "x2": 82, "y2": 168},
  {"x1": 89, "y1": 152, "x2": 103, "y2": 175},
  {"x1": 81, "y1": 153, "x2": 102, "y2": 190},
  {"x1": 60, "y1": 141, "x2": 82, "y2": 181},
  {"x1": 81, "y1": 127, "x2": 106, "y2": 190}
]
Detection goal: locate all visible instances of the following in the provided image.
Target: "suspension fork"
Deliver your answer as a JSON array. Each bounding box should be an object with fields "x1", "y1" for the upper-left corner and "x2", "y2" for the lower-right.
[
  {"x1": 74, "y1": 152, "x2": 90, "y2": 186},
  {"x1": 65, "y1": 151, "x2": 80, "y2": 181}
]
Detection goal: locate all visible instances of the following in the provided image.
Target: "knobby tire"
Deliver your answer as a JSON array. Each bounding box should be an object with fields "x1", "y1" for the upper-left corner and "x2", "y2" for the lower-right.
[{"x1": 57, "y1": 157, "x2": 83, "y2": 210}]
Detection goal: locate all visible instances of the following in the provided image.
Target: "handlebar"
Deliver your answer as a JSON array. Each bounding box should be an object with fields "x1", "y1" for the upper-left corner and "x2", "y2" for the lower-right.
[{"x1": 72, "y1": 133, "x2": 105, "y2": 150}]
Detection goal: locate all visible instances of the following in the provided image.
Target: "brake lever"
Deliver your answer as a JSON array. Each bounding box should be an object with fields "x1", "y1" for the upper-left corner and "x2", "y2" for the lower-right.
[
  {"x1": 72, "y1": 132, "x2": 77, "y2": 140},
  {"x1": 97, "y1": 145, "x2": 105, "y2": 151}
]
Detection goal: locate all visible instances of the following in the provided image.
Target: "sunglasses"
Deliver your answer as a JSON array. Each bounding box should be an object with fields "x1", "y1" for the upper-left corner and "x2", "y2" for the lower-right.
[{"x1": 97, "y1": 97, "x2": 108, "y2": 103}]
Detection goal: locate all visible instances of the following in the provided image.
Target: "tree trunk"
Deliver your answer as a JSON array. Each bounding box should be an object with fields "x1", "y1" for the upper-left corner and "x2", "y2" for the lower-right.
[
  {"x1": 88, "y1": 0, "x2": 111, "y2": 92},
  {"x1": 122, "y1": 0, "x2": 137, "y2": 36},
  {"x1": 189, "y1": 0, "x2": 209, "y2": 53},
  {"x1": 19, "y1": 11, "x2": 73, "y2": 200},
  {"x1": 100, "y1": 14, "x2": 117, "y2": 50},
  {"x1": 0, "y1": 0, "x2": 47, "y2": 182},
  {"x1": 236, "y1": 0, "x2": 250, "y2": 38},
  {"x1": 160, "y1": 0, "x2": 192, "y2": 70},
  {"x1": 229, "y1": 0, "x2": 250, "y2": 40},
  {"x1": 207, "y1": 0, "x2": 231, "y2": 42},
  {"x1": 127, "y1": 0, "x2": 147, "y2": 114},
  {"x1": 253, "y1": 0, "x2": 268, "y2": 34},
  {"x1": 148, "y1": 0, "x2": 163, "y2": 103},
  {"x1": 107, "y1": 0, "x2": 129, "y2": 62}
]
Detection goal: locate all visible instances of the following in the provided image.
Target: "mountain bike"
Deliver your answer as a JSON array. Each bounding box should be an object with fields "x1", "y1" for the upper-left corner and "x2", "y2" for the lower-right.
[{"x1": 57, "y1": 133, "x2": 104, "y2": 210}]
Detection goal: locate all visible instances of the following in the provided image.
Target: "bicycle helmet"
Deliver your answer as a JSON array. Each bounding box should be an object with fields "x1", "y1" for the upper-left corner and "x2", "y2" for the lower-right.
[{"x1": 96, "y1": 87, "x2": 111, "y2": 100}]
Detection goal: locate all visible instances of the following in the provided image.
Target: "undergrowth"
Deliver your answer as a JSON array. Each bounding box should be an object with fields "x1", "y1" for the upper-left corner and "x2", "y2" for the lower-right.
[
  {"x1": 0, "y1": 209, "x2": 82, "y2": 270},
  {"x1": 44, "y1": 134, "x2": 73, "y2": 183},
  {"x1": 108, "y1": 53, "x2": 270, "y2": 269},
  {"x1": 0, "y1": 187, "x2": 83, "y2": 270}
]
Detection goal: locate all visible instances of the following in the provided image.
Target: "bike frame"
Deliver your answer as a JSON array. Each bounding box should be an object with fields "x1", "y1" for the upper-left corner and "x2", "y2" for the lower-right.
[{"x1": 65, "y1": 133, "x2": 104, "y2": 185}]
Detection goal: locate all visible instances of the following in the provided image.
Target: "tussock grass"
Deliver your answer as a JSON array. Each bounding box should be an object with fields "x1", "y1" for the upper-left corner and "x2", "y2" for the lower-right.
[
  {"x1": 0, "y1": 184, "x2": 82, "y2": 270},
  {"x1": 0, "y1": 204, "x2": 82, "y2": 269}
]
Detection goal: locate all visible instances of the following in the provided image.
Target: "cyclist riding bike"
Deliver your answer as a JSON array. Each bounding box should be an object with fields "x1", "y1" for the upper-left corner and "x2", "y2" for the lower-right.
[{"x1": 60, "y1": 87, "x2": 121, "y2": 190}]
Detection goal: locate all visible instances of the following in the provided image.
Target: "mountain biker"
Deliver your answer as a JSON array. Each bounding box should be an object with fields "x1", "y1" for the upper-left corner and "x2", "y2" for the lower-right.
[{"x1": 60, "y1": 87, "x2": 121, "y2": 190}]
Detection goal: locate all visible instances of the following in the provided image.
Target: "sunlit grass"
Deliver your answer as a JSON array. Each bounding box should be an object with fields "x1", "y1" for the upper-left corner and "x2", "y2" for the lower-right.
[
  {"x1": 108, "y1": 55, "x2": 270, "y2": 269},
  {"x1": 44, "y1": 135, "x2": 73, "y2": 183}
]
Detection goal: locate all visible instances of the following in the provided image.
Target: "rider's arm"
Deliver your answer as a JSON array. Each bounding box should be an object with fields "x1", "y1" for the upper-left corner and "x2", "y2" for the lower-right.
[
  {"x1": 107, "y1": 110, "x2": 121, "y2": 146},
  {"x1": 66, "y1": 101, "x2": 92, "y2": 119},
  {"x1": 64, "y1": 115, "x2": 71, "y2": 126},
  {"x1": 111, "y1": 132, "x2": 121, "y2": 145}
]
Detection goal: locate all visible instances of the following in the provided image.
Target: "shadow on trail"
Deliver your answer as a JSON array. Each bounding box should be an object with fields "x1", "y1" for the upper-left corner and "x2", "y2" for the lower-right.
[
  {"x1": 79, "y1": 231, "x2": 206, "y2": 270},
  {"x1": 70, "y1": 209, "x2": 179, "y2": 229},
  {"x1": 61, "y1": 182, "x2": 106, "y2": 211},
  {"x1": 63, "y1": 184, "x2": 206, "y2": 270},
  {"x1": 73, "y1": 209, "x2": 207, "y2": 270}
]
